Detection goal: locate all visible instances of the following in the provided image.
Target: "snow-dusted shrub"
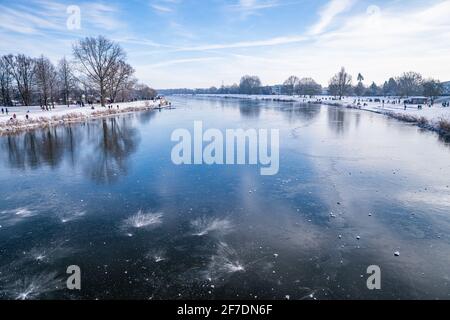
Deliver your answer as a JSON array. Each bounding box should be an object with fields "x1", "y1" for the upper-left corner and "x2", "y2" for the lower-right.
[
  {"x1": 438, "y1": 118, "x2": 450, "y2": 134},
  {"x1": 417, "y1": 117, "x2": 429, "y2": 126}
]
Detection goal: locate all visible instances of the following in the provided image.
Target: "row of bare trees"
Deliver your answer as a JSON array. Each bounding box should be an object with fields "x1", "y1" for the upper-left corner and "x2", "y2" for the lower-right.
[
  {"x1": 329, "y1": 67, "x2": 445, "y2": 99},
  {"x1": 282, "y1": 76, "x2": 322, "y2": 96},
  {"x1": 0, "y1": 36, "x2": 157, "y2": 107}
]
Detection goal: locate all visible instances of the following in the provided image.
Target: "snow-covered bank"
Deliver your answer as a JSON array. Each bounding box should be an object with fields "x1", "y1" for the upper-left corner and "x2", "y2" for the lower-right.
[
  {"x1": 0, "y1": 99, "x2": 168, "y2": 135},
  {"x1": 198, "y1": 94, "x2": 450, "y2": 136}
]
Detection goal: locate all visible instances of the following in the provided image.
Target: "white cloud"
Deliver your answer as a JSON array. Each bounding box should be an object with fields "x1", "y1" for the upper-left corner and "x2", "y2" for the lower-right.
[
  {"x1": 151, "y1": 0, "x2": 182, "y2": 14},
  {"x1": 83, "y1": 3, "x2": 125, "y2": 31},
  {"x1": 142, "y1": 57, "x2": 222, "y2": 68},
  {"x1": 0, "y1": 4, "x2": 63, "y2": 34},
  {"x1": 151, "y1": 4, "x2": 173, "y2": 13},
  {"x1": 141, "y1": 1, "x2": 450, "y2": 88},
  {"x1": 308, "y1": 0, "x2": 356, "y2": 35},
  {"x1": 260, "y1": 1, "x2": 450, "y2": 85},
  {"x1": 0, "y1": 1, "x2": 126, "y2": 35},
  {"x1": 228, "y1": 0, "x2": 280, "y2": 18},
  {"x1": 2, "y1": 0, "x2": 450, "y2": 89},
  {"x1": 175, "y1": 35, "x2": 308, "y2": 51}
]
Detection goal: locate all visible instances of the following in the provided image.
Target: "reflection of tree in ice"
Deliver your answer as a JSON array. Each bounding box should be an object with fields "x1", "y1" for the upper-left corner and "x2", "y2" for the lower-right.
[
  {"x1": 137, "y1": 109, "x2": 157, "y2": 125},
  {"x1": 85, "y1": 117, "x2": 139, "y2": 184},
  {"x1": 204, "y1": 242, "x2": 245, "y2": 282},
  {"x1": 0, "y1": 272, "x2": 63, "y2": 300},
  {"x1": 122, "y1": 210, "x2": 163, "y2": 231},
  {"x1": 0, "y1": 126, "x2": 81, "y2": 170},
  {"x1": 0, "y1": 118, "x2": 140, "y2": 185},
  {"x1": 191, "y1": 217, "x2": 233, "y2": 237},
  {"x1": 239, "y1": 104, "x2": 261, "y2": 119}
]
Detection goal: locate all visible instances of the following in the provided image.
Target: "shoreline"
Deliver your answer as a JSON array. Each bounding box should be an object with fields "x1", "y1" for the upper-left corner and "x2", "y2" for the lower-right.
[
  {"x1": 195, "y1": 94, "x2": 450, "y2": 138},
  {"x1": 0, "y1": 100, "x2": 168, "y2": 136}
]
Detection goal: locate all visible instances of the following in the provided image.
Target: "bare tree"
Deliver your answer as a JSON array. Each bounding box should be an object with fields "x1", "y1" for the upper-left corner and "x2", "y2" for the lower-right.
[
  {"x1": 297, "y1": 77, "x2": 322, "y2": 96},
  {"x1": 329, "y1": 67, "x2": 353, "y2": 99},
  {"x1": 73, "y1": 36, "x2": 126, "y2": 106},
  {"x1": 239, "y1": 75, "x2": 261, "y2": 95},
  {"x1": 283, "y1": 76, "x2": 300, "y2": 95},
  {"x1": 58, "y1": 57, "x2": 75, "y2": 107},
  {"x1": 0, "y1": 56, "x2": 13, "y2": 106},
  {"x1": 118, "y1": 77, "x2": 138, "y2": 102},
  {"x1": 134, "y1": 83, "x2": 157, "y2": 100},
  {"x1": 35, "y1": 55, "x2": 58, "y2": 108},
  {"x1": 48, "y1": 65, "x2": 59, "y2": 108},
  {"x1": 106, "y1": 60, "x2": 135, "y2": 103},
  {"x1": 3, "y1": 54, "x2": 36, "y2": 106},
  {"x1": 396, "y1": 72, "x2": 423, "y2": 97},
  {"x1": 423, "y1": 79, "x2": 443, "y2": 102}
]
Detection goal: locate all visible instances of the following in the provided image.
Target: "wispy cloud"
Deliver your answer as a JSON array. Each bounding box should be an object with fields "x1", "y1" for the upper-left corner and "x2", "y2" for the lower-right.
[
  {"x1": 227, "y1": 0, "x2": 280, "y2": 18},
  {"x1": 85, "y1": 3, "x2": 125, "y2": 31},
  {"x1": 151, "y1": 0, "x2": 182, "y2": 14},
  {"x1": 0, "y1": 0, "x2": 126, "y2": 35},
  {"x1": 256, "y1": 1, "x2": 450, "y2": 85},
  {"x1": 238, "y1": 0, "x2": 278, "y2": 10},
  {"x1": 143, "y1": 57, "x2": 222, "y2": 68},
  {"x1": 151, "y1": 4, "x2": 173, "y2": 13},
  {"x1": 148, "y1": 0, "x2": 450, "y2": 87},
  {"x1": 175, "y1": 35, "x2": 308, "y2": 51},
  {"x1": 0, "y1": 4, "x2": 63, "y2": 34},
  {"x1": 168, "y1": 21, "x2": 196, "y2": 40},
  {"x1": 308, "y1": 0, "x2": 356, "y2": 35},
  {"x1": 1, "y1": 0, "x2": 450, "y2": 89}
]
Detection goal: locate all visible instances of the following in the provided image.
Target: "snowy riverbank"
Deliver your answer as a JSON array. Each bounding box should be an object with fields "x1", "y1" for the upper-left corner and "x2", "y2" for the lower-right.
[
  {"x1": 0, "y1": 99, "x2": 168, "y2": 135},
  {"x1": 198, "y1": 94, "x2": 450, "y2": 136}
]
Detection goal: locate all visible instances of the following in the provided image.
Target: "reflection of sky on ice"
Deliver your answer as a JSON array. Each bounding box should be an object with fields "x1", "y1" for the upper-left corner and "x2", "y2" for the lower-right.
[
  {"x1": 0, "y1": 97, "x2": 449, "y2": 299},
  {"x1": 0, "y1": 207, "x2": 37, "y2": 227}
]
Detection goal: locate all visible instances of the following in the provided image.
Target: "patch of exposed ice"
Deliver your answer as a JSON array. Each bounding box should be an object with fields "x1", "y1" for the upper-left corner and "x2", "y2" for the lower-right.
[
  {"x1": 27, "y1": 242, "x2": 74, "y2": 264},
  {"x1": 204, "y1": 242, "x2": 245, "y2": 282},
  {"x1": 60, "y1": 211, "x2": 86, "y2": 224},
  {"x1": 146, "y1": 249, "x2": 167, "y2": 263},
  {"x1": 1, "y1": 272, "x2": 63, "y2": 300},
  {"x1": 123, "y1": 210, "x2": 163, "y2": 230},
  {"x1": 191, "y1": 217, "x2": 233, "y2": 237}
]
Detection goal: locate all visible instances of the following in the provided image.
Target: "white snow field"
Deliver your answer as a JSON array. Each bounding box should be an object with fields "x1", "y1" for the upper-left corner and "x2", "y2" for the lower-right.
[
  {"x1": 0, "y1": 99, "x2": 167, "y2": 134},
  {"x1": 199, "y1": 94, "x2": 450, "y2": 133}
]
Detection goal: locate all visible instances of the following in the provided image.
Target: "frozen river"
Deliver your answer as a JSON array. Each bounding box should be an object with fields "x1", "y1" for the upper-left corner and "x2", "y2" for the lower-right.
[{"x1": 0, "y1": 96, "x2": 449, "y2": 299}]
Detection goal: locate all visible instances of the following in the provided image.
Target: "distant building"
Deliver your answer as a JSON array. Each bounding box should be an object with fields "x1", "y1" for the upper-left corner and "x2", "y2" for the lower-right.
[
  {"x1": 271, "y1": 85, "x2": 284, "y2": 95},
  {"x1": 322, "y1": 87, "x2": 329, "y2": 95},
  {"x1": 404, "y1": 97, "x2": 428, "y2": 105},
  {"x1": 442, "y1": 81, "x2": 450, "y2": 95}
]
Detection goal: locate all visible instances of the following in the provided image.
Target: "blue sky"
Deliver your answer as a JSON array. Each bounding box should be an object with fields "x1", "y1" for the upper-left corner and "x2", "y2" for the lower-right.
[{"x1": 0, "y1": 0, "x2": 449, "y2": 88}]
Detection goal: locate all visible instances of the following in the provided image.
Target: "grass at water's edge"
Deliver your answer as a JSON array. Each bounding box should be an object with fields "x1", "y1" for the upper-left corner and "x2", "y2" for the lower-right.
[
  {"x1": 210, "y1": 96, "x2": 450, "y2": 137},
  {"x1": 2, "y1": 97, "x2": 449, "y2": 139},
  {"x1": 381, "y1": 111, "x2": 450, "y2": 138},
  {"x1": 338, "y1": 102, "x2": 450, "y2": 138},
  {"x1": 437, "y1": 119, "x2": 450, "y2": 138},
  {"x1": 0, "y1": 105, "x2": 157, "y2": 136}
]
